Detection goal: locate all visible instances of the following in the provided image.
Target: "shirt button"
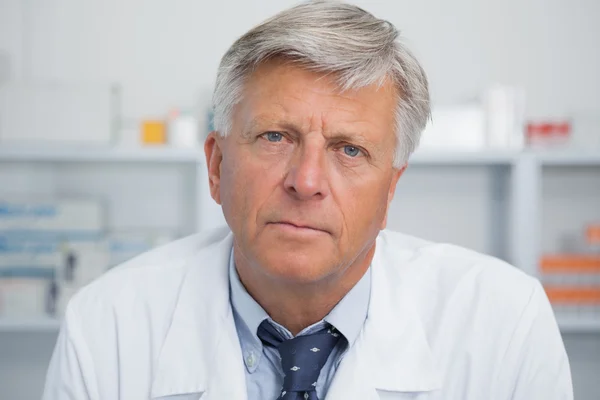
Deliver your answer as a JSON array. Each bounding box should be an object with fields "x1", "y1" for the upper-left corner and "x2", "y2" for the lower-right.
[{"x1": 245, "y1": 351, "x2": 257, "y2": 368}]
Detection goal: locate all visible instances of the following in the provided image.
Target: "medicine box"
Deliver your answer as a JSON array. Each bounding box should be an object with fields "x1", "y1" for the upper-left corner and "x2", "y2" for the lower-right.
[{"x1": 0, "y1": 198, "x2": 104, "y2": 236}]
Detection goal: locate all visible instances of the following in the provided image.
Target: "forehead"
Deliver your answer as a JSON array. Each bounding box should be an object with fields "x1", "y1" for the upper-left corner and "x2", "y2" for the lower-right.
[{"x1": 234, "y1": 60, "x2": 398, "y2": 137}]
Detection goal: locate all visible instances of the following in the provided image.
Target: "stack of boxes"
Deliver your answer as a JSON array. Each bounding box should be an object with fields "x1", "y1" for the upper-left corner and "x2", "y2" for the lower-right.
[
  {"x1": 541, "y1": 225, "x2": 600, "y2": 320},
  {"x1": 0, "y1": 199, "x2": 104, "y2": 319},
  {"x1": 0, "y1": 198, "x2": 175, "y2": 320}
]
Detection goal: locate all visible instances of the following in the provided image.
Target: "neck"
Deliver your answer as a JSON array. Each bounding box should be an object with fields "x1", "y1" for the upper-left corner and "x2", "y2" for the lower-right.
[{"x1": 234, "y1": 244, "x2": 374, "y2": 336}]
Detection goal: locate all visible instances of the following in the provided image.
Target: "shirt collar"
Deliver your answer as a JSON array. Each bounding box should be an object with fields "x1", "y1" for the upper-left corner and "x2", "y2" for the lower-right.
[{"x1": 229, "y1": 248, "x2": 371, "y2": 348}]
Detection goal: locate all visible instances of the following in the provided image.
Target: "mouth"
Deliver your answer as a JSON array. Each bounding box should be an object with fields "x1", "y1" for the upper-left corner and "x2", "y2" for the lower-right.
[{"x1": 268, "y1": 221, "x2": 329, "y2": 235}]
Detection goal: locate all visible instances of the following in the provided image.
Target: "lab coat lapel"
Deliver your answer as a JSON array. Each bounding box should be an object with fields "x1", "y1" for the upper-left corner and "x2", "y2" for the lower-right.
[
  {"x1": 150, "y1": 231, "x2": 248, "y2": 400},
  {"x1": 326, "y1": 233, "x2": 441, "y2": 400}
]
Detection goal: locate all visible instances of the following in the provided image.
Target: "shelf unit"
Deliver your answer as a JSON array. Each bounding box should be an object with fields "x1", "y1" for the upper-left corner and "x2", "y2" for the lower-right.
[
  {"x1": 1, "y1": 147, "x2": 597, "y2": 166},
  {"x1": 410, "y1": 149, "x2": 518, "y2": 165},
  {"x1": 556, "y1": 318, "x2": 600, "y2": 334},
  {"x1": 0, "y1": 147, "x2": 203, "y2": 163},
  {"x1": 0, "y1": 318, "x2": 61, "y2": 333},
  {"x1": 537, "y1": 152, "x2": 600, "y2": 166},
  {"x1": 0, "y1": 147, "x2": 599, "y2": 334}
]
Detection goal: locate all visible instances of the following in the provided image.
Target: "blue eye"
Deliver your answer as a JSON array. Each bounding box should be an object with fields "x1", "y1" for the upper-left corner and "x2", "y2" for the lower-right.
[
  {"x1": 343, "y1": 145, "x2": 361, "y2": 157},
  {"x1": 265, "y1": 132, "x2": 283, "y2": 142}
]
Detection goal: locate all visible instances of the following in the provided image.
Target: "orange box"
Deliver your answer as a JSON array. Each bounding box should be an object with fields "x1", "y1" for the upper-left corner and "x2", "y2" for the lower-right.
[
  {"x1": 141, "y1": 120, "x2": 166, "y2": 145},
  {"x1": 586, "y1": 225, "x2": 600, "y2": 245},
  {"x1": 544, "y1": 285, "x2": 600, "y2": 304},
  {"x1": 540, "y1": 254, "x2": 600, "y2": 273}
]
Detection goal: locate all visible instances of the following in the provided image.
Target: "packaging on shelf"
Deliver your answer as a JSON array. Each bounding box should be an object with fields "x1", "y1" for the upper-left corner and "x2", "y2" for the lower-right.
[
  {"x1": 59, "y1": 240, "x2": 109, "y2": 287},
  {"x1": 141, "y1": 120, "x2": 167, "y2": 145},
  {"x1": 586, "y1": 224, "x2": 600, "y2": 254},
  {"x1": 419, "y1": 85, "x2": 527, "y2": 152},
  {"x1": 0, "y1": 278, "x2": 52, "y2": 318},
  {"x1": 50, "y1": 230, "x2": 176, "y2": 317},
  {"x1": 0, "y1": 197, "x2": 107, "y2": 319},
  {"x1": 526, "y1": 120, "x2": 571, "y2": 149},
  {"x1": 168, "y1": 110, "x2": 200, "y2": 148},
  {"x1": 484, "y1": 85, "x2": 526, "y2": 150},
  {"x1": 540, "y1": 224, "x2": 600, "y2": 318},
  {"x1": 0, "y1": 198, "x2": 104, "y2": 236},
  {"x1": 0, "y1": 234, "x2": 110, "y2": 318},
  {"x1": 419, "y1": 105, "x2": 486, "y2": 150},
  {"x1": 0, "y1": 238, "x2": 61, "y2": 276},
  {"x1": 0, "y1": 236, "x2": 58, "y2": 318},
  {"x1": 107, "y1": 230, "x2": 175, "y2": 268},
  {"x1": 35, "y1": 240, "x2": 110, "y2": 318},
  {"x1": 543, "y1": 285, "x2": 600, "y2": 321}
]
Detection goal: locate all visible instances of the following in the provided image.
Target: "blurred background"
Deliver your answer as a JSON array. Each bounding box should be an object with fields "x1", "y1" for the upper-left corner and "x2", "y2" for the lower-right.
[{"x1": 0, "y1": 0, "x2": 599, "y2": 398}]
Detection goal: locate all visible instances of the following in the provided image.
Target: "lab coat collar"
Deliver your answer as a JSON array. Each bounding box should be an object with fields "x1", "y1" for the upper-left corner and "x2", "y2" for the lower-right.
[
  {"x1": 150, "y1": 231, "x2": 246, "y2": 400},
  {"x1": 326, "y1": 232, "x2": 441, "y2": 398},
  {"x1": 150, "y1": 230, "x2": 440, "y2": 399}
]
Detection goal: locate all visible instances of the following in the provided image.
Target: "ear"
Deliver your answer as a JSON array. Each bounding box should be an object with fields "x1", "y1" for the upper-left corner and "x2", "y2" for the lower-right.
[
  {"x1": 204, "y1": 131, "x2": 224, "y2": 205},
  {"x1": 380, "y1": 165, "x2": 406, "y2": 230}
]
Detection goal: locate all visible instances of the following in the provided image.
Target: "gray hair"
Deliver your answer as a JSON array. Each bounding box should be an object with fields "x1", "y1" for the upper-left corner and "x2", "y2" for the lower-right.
[{"x1": 212, "y1": 1, "x2": 430, "y2": 167}]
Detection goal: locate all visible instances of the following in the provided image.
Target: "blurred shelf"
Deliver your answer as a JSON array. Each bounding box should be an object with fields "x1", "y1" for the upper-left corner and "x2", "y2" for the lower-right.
[
  {"x1": 535, "y1": 151, "x2": 600, "y2": 166},
  {"x1": 409, "y1": 150, "x2": 518, "y2": 165},
  {"x1": 557, "y1": 317, "x2": 600, "y2": 333},
  {"x1": 0, "y1": 147, "x2": 598, "y2": 166},
  {"x1": 0, "y1": 318, "x2": 61, "y2": 332},
  {"x1": 0, "y1": 147, "x2": 203, "y2": 163}
]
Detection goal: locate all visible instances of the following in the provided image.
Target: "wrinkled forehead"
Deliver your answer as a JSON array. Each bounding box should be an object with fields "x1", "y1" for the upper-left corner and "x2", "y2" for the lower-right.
[{"x1": 233, "y1": 59, "x2": 398, "y2": 137}]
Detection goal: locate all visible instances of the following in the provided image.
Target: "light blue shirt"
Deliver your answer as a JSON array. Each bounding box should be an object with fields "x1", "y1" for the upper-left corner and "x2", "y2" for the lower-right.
[{"x1": 229, "y1": 251, "x2": 371, "y2": 400}]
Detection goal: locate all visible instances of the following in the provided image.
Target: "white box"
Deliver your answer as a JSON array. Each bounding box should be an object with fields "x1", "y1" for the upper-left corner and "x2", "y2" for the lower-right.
[
  {"x1": 484, "y1": 85, "x2": 526, "y2": 150},
  {"x1": 108, "y1": 230, "x2": 175, "y2": 268},
  {"x1": 0, "y1": 278, "x2": 50, "y2": 318},
  {"x1": 0, "y1": 82, "x2": 116, "y2": 146},
  {"x1": 420, "y1": 105, "x2": 486, "y2": 150},
  {"x1": 60, "y1": 240, "x2": 109, "y2": 287},
  {"x1": 0, "y1": 239, "x2": 60, "y2": 279},
  {"x1": 0, "y1": 198, "x2": 104, "y2": 235},
  {"x1": 0, "y1": 235, "x2": 108, "y2": 286}
]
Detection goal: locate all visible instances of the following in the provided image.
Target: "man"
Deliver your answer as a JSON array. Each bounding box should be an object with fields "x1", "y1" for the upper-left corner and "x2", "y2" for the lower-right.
[{"x1": 43, "y1": 2, "x2": 572, "y2": 399}]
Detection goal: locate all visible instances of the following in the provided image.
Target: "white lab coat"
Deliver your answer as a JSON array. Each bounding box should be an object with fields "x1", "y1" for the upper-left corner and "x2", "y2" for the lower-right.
[{"x1": 42, "y1": 228, "x2": 573, "y2": 400}]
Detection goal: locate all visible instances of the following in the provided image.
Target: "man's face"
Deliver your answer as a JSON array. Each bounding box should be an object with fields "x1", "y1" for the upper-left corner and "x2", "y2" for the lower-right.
[{"x1": 206, "y1": 60, "x2": 403, "y2": 284}]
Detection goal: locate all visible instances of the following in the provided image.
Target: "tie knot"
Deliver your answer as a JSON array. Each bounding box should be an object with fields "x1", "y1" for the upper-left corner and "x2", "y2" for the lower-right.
[{"x1": 257, "y1": 320, "x2": 342, "y2": 395}]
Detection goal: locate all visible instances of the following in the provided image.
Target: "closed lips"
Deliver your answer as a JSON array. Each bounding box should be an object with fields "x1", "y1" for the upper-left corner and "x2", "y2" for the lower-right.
[{"x1": 271, "y1": 221, "x2": 328, "y2": 233}]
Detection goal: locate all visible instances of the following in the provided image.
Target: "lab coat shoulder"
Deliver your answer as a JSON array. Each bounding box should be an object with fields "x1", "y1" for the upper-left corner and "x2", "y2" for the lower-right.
[
  {"x1": 377, "y1": 230, "x2": 572, "y2": 399},
  {"x1": 44, "y1": 227, "x2": 231, "y2": 400},
  {"x1": 379, "y1": 229, "x2": 538, "y2": 312}
]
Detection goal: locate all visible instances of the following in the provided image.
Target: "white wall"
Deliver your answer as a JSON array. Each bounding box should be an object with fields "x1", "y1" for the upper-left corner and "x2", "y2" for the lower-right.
[{"x1": 1, "y1": 0, "x2": 599, "y2": 121}]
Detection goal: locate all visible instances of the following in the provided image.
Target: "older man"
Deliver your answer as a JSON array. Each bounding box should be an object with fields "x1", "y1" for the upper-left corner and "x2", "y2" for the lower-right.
[{"x1": 43, "y1": 2, "x2": 572, "y2": 400}]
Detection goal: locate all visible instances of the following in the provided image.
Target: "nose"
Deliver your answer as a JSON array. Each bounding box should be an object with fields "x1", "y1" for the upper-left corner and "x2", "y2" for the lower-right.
[{"x1": 283, "y1": 142, "x2": 330, "y2": 200}]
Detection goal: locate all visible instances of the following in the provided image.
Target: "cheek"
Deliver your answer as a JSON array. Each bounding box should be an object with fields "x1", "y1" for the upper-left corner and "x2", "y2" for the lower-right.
[
  {"x1": 334, "y1": 174, "x2": 391, "y2": 239},
  {"x1": 219, "y1": 155, "x2": 251, "y2": 230},
  {"x1": 219, "y1": 152, "x2": 280, "y2": 232}
]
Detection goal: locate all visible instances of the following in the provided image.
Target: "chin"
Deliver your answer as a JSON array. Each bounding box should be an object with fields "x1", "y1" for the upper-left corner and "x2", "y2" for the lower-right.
[{"x1": 257, "y1": 247, "x2": 339, "y2": 284}]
